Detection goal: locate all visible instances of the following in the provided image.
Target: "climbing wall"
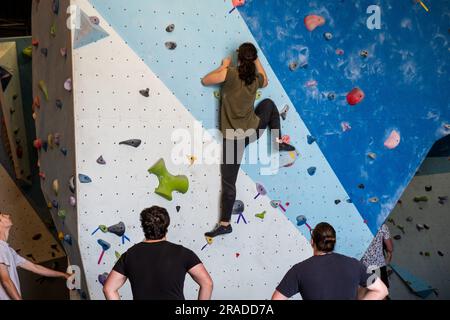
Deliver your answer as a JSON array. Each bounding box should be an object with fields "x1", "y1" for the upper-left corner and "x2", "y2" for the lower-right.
[
  {"x1": 386, "y1": 157, "x2": 450, "y2": 299},
  {"x1": 32, "y1": 0, "x2": 449, "y2": 300},
  {"x1": 0, "y1": 42, "x2": 31, "y2": 184}
]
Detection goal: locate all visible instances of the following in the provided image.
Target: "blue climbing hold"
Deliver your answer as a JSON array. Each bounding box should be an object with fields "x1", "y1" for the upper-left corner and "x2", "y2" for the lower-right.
[
  {"x1": 64, "y1": 234, "x2": 72, "y2": 245},
  {"x1": 60, "y1": 147, "x2": 68, "y2": 156},
  {"x1": 56, "y1": 99, "x2": 63, "y2": 109},
  {"x1": 307, "y1": 167, "x2": 316, "y2": 176},
  {"x1": 307, "y1": 135, "x2": 317, "y2": 145},
  {"x1": 97, "y1": 239, "x2": 111, "y2": 251},
  {"x1": 52, "y1": 0, "x2": 59, "y2": 14},
  {"x1": 78, "y1": 174, "x2": 92, "y2": 183}
]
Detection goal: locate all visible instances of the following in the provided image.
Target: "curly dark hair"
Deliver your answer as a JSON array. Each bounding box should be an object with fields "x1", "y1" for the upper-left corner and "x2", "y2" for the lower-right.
[
  {"x1": 140, "y1": 206, "x2": 170, "y2": 240},
  {"x1": 311, "y1": 222, "x2": 336, "y2": 253},
  {"x1": 238, "y1": 42, "x2": 258, "y2": 86}
]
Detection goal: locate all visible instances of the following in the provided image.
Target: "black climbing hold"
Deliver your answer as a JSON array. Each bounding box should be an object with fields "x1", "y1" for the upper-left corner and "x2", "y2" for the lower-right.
[
  {"x1": 424, "y1": 224, "x2": 430, "y2": 230},
  {"x1": 52, "y1": 0, "x2": 59, "y2": 14},
  {"x1": 97, "y1": 156, "x2": 106, "y2": 165},
  {"x1": 307, "y1": 135, "x2": 317, "y2": 145},
  {"x1": 139, "y1": 88, "x2": 150, "y2": 97},
  {"x1": 232, "y1": 200, "x2": 245, "y2": 215},
  {"x1": 425, "y1": 185, "x2": 432, "y2": 192},
  {"x1": 438, "y1": 251, "x2": 444, "y2": 257},
  {"x1": 52, "y1": 200, "x2": 59, "y2": 208},
  {"x1": 393, "y1": 235, "x2": 401, "y2": 240},
  {"x1": 176, "y1": 205, "x2": 181, "y2": 212},
  {"x1": 323, "y1": 32, "x2": 333, "y2": 40},
  {"x1": 334, "y1": 199, "x2": 341, "y2": 205},
  {"x1": 42, "y1": 141, "x2": 48, "y2": 152},
  {"x1": 56, "y1": 99, "x2": 63, "y2": 109},
  {"x1": 108, "y1": 222, "x2": 126, "y2": 237},
  {"x1": 166, "y1": 24, "x2": 175, "y2": 32},
  {"x1": 438, "y1": 196, "x2": 448, "y2": 205},
  {"x1": 165, "y1": 42, "x2": 177, "y2": 50},
  {"x1": 358, "y1": 183, "x2": 365, "y2": 189},
  {"x1": 41, "y1": 48, "x2": 48, "y2": 57},
  {"x1": 12, "y1": 94, "x2": 18, "y2": 100},
  {"x1": 119, "y1": 139, "x2": 142, "y2": 148},
  {"x1": 280, "y1": 105, "x2": 289, "y2": 121},
  {"x1": 416, "y1": 224, "x2": 424, "y2": 231},
  {"x1": 32, "y1": 233, "x2": 42, "y2": 240},
  {"x1": 51, "y1": 244, "x2": 60, "y2": 252},
  {"x1": 327, "y1": 92, "x2": 336, "y2": 101},
  {"x1": 406, "y1": 216, "x2": 413, "y2": 222},
  {"x1": 413, "y1": 196, "x2": 428, "y2": 202}
]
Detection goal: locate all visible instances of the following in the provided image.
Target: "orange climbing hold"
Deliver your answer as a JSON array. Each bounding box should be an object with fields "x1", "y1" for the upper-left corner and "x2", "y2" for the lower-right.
[
  {"x1": 304, "y1": 15, "x2": 326, "y2": 31},
  {"x1": 32, "y1": 96, "x2": 40, "y2": 111},
  {"x1": 384, "y1": 130, "x2": 401, "y2": 150},
  {"x1": 32, "y1": 39, "x2": 39, "y2": 47}
]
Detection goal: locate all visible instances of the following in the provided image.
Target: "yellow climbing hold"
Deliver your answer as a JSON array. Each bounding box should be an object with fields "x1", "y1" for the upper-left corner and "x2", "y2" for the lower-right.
[
  {"x1": 47, "y1": 201, "x2": 53, "y2": 209},
  {"x1": 38, "y1": 80, "x2": 49, "y2": 101},
  {"x1": 22, "y1": 46, "x2": 32, "y2": 58},
  {"x1": 115, "y1": 251, "x2": 121, "y2": 260},
  {"x1": 206, "y1": 237, "x2": 213, "y2": 245},
  {"x1": 58, "y1": 232, "x2": 64, "y2": 241},
  {"x1": 48, "y1": 134, "x2": 54, "y2": 149},
  {"x1": 256, "y1": 90, "x2": 262, "y2": 100},
  {"x1": 187, "y1": 155, "x2": 197, "y2": 166},
  {"x1": 52, "y1": 179, "x2": 59, "y2": 196}
]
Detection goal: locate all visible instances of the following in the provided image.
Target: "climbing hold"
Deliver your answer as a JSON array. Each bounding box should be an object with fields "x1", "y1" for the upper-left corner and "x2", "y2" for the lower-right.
[
  {"x1": 369, "y1": 197, "x2": 379, "y2": 203},
  {"x1": 39, "y1": 172, "x2": 46, "y2": 180},
  {"x1": 165, "y1": 42, "x2": 177, "y2": 50},
  {"x1": 437, "y1": 251, "x2": 444, "y2": 257},
  {"x1": 78, "y1": 174, "x2": 92, "y2": 184},
  {"x1": 187, "y1": 155, "x2": 197, "y2": 166},
  {"x1": 108, "y1": 222, "x2": 126, "y2": 237},
  {"x1": 438, "y1": 196, "x2": 448, "y2": 205},
  {"x1": 255, "y1": 211, "x2": 266, "y2": 220},
  {"x1": 38, "y1": 80, "x2": 49, "y2": 101},
  {"x1": 305, "y1": 80, "x2": 317, "y2": 88},
  {"x1": 139, "y1": 88, "x2": 150, "y2": 97},
  {"x1": 97, "y1": 156, "x2": 106, "y2": 165},
  {"x1": 413, "y1": 196, "x2": 428, "y2": 202},
  {"x1": 176, "y1": 205, "x2": 181, "y2": 212},
  {"x1": 60, "y1": 47, "x2": 67, "y2": 58},
  {"x1": 54, "y1": 133, "x2": 61, "y2": 146},
  {"x1": 119, "y1": 139, "x2": 142, "y2": 148},
  {"x1": 32, "y1": 234, "x2": 42, "y2": 241},
  {"x1": 280, "y1": 105, "x2": 289, "y2": 121},
  {"x1": 341, "y1": 122, "x2": 352, "y2": 132},
  {"x1": 307, "y1": 135, "x2": 317, "y2": 145},
  {"x1": 64, "y1": 78, "x2": 72, "y2": 92},
  {"x1": 229, "y1": 0, "x2": 245, "y2": 13},
  {"x1": 367, "y1": 152, "x2": 377, "y2": 160},
  {"x1": 206, "y1": 237, "x2": 213, "y2": 245},
  {"x1": 97, "y1": 239, "x2": 111, "y2": 264},
  {"x1": 42, "y1": 141, "x2": 48, "y2": 152},
  {"x1": 50, "y1": 23, "x2": 57, "y2": 37},
  {"x1": 69, "y1": 176, "x2": 75, "y2": 193},
  {"x1": 360, "y1": 50, "x2": 369, "y2": 58},
  {"x1": 32, "y1": 39, "x2": 39, "y2": 47},
  {"x1": 270, "y1": 200, "x2": 286, "y2": 212},
  {"x1": 213, "y1": 91, "x2": 221, "y2": 99},
  {"x1": 289, "y1": 61, "x2": 299, "y2": 71},
  {"x1": 232, "y1": 200, "x2": 245, "y2": 215},
  {"x1": 406, "y1": 216, "x2": 413, "y2": 222},
  {"x1": 52, "y1": 179, "x2": 59, "y2": 196},
  {"x1": 63, "y1": 234, "x2": 72, "y2": 246},
  {"x1": 22, "y1": 46, "x2": 32, "y2": 58},
  {"x1": 346, "y1": 88, "x2": 365, "y2": 106},
  {"x1": 256, "y1": 91, "x2": 262, "y2": 100},
  {"x1": 358, "y1": 184, "x2": 365, "y2": 189},
  {"x1": 327, "y1": 92, "x2": 336, "y2": 101},
  {"x1": 52, "y1": 200, "x2": 59, "y2": 209},
  {"x1": 335, "y1": 48, "x2": 345, "y2": 56},
  {"x1": 166, "y1": 24, "x2": 175, "y2": 33},
  {"x1": 57, "y1": 209, "x2": 66, "y2": 219},
  {"x1": 296, "y1": 215, "x2": 312, "y2": 231},
  {"x1": 307, "y1": 167, "x2": 316, "y2": 176},
  {"x1": 48, "y1": 134, "x2": 54, "y2": 149},
  {"x1": 323, "y1": 32, "x2": 333, "y2": 40},
  {"x1": 89, "y1": 16, "x2": 100, "y2": 25},
  {"x1": 424, "y1": 224, "x2": 430, "y2": 230},
  {"x1": 254, "y1": 183, "x2": 267, "y2": 199},
  {"x1": 397, "y1": 225, "x2": 405, "y2": 234},
  {"x1": 393, "y1": 235, "x2": 402, "y2": 240},
  {"x1": 56, "y1": 99, "x2": 63, "y2": 109},
  {"x1": 98, "y1": 273, "x2": 108, "y2": 286},
  {"x1": 69, "y1": 196, "x2": 76, "y2": 207},
  {"x1": 148, "y1": 158, "x2": 189, "y2": 201},
  {"x1": 40, "y1": 48, "x2": 48, "y2": 57},
  {"x1": 304, "y1": 15, "x2": 326, "y2": 32},
  {"x1": 387, "y1": 218, "x2": 396, "y2": 225},
  {"x1": 425, "y1": 185, "x2": 432, "y2": 192},
  {"x1": 334, "y1": 199, "x2": 341, "y2": 205},
  {"x1": 384, "y1": 130, "x2": 401, "y2": 150},
  {"x1": 236, "y1": 253, "x2": 240, "y2": 258},
  {"x1": 33, "y1": 139, "x2": 43, "y2": 150},
  {"x1": 115, "y1": 251, "x2": 121, "y2": 260},
  {"x1": 60, "y1": 147, "x2": 68, "y2": 156},
  {"x1": 52, "y1": 0, "x2": 59, "y2": 14}
]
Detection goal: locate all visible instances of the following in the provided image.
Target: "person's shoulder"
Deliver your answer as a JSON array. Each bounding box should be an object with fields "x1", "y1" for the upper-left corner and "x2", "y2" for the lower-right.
[
  {"x1": 0, "y1": 241, "x2": 11, "y2": 251},
  {"x1": 334, "y1": 253, "x2": 364, "y2": 266}
]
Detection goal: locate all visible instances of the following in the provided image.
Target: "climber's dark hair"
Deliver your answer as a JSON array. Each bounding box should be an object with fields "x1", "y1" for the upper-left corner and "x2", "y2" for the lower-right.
[
  {"x1": 311, "y1": 222, "x2": 336, "y2": 253},
  {"x1": 238, "y1": 42, "x2": 258, "y2": 86},
  {"x1": 140, "y1": 206, "x2": 170, "y2": 240}
]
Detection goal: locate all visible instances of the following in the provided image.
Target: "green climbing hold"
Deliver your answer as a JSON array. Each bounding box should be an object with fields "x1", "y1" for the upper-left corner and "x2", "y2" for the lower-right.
[
  {"x1": 148, "y1": 158, "x2": 189, "y2": 201},
  {"x1": 255, "y1": 211, "x2": 266, "y2": 220},
  {"x1": 413, "y1": 196, "x2": 428, "y2": 202},
  {"x1": 115, "y1": 251, "x2": 122, "y2": 260},
  {"x1": 57, "y1": 209, "x2": 66, "y2": 219},
  {"x1": 50, "y1": 23, "x2": 57, "y2": 37},
  {"x1": 39, "y1": 80, "x2": 49, "y2": 101},
  {"x1": 99, "y1": 225, "x2": 108, "y2": 233}
]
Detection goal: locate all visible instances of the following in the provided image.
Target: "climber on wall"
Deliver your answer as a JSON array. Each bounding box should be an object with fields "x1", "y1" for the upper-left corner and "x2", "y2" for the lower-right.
[
  {"x1": 0, "y1": 212, "x2": 71, "y2": 300},
  {"x1": 103, "y1": 206, "x2": 213, "y2": 300},
  {"x1": 201, "y1": 42, "x2": 296, "y2": 238},
  {"x1": 271, "y1": 222, "x2": 389, "y2": 300}
]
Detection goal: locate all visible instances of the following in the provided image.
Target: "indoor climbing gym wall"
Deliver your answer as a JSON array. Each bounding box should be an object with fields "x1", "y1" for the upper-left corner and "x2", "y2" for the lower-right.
[
  {"x1": 32, "y1": 0, "x2": 449, "y2": 300},
  {"x1": 386, "y1": 157, "x2": 450, "y2": 300},
  {"x1": 0, "y1": 41, "x2": 31, "y2": 185}
]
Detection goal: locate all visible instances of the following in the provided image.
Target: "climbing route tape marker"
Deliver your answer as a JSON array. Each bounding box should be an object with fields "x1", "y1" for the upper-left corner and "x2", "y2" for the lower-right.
[{"x1": 418, "y1": 1, "x2": 429, "y2": 12}]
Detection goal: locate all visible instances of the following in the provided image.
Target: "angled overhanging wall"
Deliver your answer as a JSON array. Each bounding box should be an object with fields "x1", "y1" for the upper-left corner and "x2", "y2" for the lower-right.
[{"x1": 33, "y1": 0, "x2": 449, "y2": 300}]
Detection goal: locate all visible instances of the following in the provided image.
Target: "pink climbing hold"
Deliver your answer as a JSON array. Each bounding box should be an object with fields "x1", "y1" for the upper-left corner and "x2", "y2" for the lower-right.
[
  {"x1": 384, "y1": 130, "x2": 401, "y2": 150},
  {"x1": 335, "y1": 48, "x2": 345, "y2": 56},
  {"x1": 64, "y1": 78, "x2": 72, "y2": 92},
  {"x1": 232, "y1": 0, "x2": 245, "y2": 7},
  {"x1": 341, "y1": 122, "x2": 352, "y2": 132},
  {"x1": 346, "y1": 88, "x2": 365, "y2": 106},
  {"x1": 305, "y1": 80, "x2": 318, "y2": 88},
  {"x1": 304, "y1": 15, "x2": 326, "y2": 32}
]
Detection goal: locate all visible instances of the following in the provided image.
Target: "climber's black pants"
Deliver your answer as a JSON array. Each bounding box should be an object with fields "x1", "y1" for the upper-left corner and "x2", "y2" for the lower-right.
[{"x1": 220, "y1": 99, "x2": 282, "y2": 223}]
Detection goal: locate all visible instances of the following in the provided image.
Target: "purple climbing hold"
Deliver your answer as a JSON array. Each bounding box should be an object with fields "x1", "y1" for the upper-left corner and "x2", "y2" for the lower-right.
[
  {"x1": 97, "y1": 155, "x2": 106, "y2": 165},
  {"x1": 78, "y1": 174, "x2": 92, "y2": 183},
  {"x1": 119, "y1": 139, "x2": 142, "y2": 148},
  {"x1": 254, "y1": 183, "x2": 267, "y2": 199},
  {"x1": 89, "y1": 16, "x2": 100, "y2": 25},
  {"x1": 52, "y1": 200, "x2": 59, "y2": 209},
  {"x1": 98, "y1": 273, "x2": 109, "y2": 286},
  {"x1": 64, "y1": 78, "x2": 72, "y2": 92},
  {"x1": 69, "y1": 196, "x2": 76, "y2": 207}
]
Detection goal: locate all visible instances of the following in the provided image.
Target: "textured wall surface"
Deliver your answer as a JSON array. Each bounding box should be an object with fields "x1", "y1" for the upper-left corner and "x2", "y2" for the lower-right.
[{"x1": 32, "y1": 0, "x2": 449, "y2": 300}]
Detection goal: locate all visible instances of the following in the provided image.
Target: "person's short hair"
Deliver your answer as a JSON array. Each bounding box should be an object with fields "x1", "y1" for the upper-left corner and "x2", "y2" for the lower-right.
[
  {"x1": 140, "y1": 206, "x2": 170, "y2": 240},
  {"x1": 311, "y1": 222, "x2": 336, "y2": 252}
]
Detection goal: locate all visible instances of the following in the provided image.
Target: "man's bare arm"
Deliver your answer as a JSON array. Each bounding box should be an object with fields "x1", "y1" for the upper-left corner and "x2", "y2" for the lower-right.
[
  {"x1": 0, "y1": 263, "x2": 22, "y2": 300},
  {"x1": 103, "y1": 270, "x2": 127, "y2": 300}
]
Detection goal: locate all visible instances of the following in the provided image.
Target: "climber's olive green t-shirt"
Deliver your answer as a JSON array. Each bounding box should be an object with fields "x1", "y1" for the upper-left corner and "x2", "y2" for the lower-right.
[{"x1": 220, "y1": 67, "x2": 264, "y2": 139}]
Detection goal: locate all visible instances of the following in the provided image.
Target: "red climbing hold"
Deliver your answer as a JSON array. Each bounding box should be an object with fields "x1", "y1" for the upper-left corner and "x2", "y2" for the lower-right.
[
  {"x1": 346, "y1": 88, "x2": 365, "y2": 106},
  {"x1": 32, "y1": 39, "x2": 39, "y2": 47},
  {"x1": 304, "y1": 15, "x2": 326, "y2": 32},
  {"x1": 33, "y1": 139, "x2": 43, "y2": 150},
  {"x1": 236, "y1": 253, "x2": 240, "y2": 258}
]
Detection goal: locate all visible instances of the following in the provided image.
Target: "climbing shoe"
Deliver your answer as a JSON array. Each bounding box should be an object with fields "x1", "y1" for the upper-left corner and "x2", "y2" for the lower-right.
[
  {"x1": 279, "y1": 142, "x2": 296, "y2": 152},
  {"x1": 205, "y1": 224, "x2": 233, "y2": 238}
]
